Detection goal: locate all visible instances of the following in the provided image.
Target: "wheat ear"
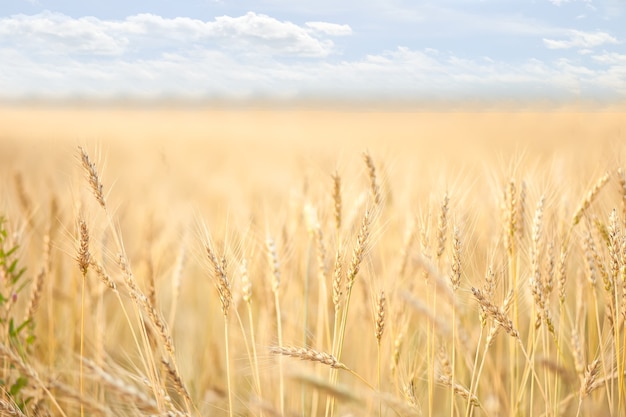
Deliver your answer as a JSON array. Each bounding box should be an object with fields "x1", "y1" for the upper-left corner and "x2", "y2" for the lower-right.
[
  {"x1": 363, "y1": 151, "x2": 381, "y2": 206},
  {"x1": 206, "y1": 242, "x2": 233, "y2": 417},
  {"x1": 572, "y1": 172, "x2": 610, "y2": 226}
]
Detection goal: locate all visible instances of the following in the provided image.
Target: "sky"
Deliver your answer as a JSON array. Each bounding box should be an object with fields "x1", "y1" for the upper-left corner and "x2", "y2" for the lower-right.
[{"x1": 0, "y1": 0, "x2": 625, "y2": 103}]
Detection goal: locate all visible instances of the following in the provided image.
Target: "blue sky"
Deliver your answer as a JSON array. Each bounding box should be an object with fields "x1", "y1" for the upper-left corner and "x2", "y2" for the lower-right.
[{"x1": 1, "y1": 0, "x2": 624, "y2": 102}]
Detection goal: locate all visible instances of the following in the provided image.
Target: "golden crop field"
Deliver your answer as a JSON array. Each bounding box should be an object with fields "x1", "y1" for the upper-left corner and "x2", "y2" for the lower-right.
[{"x1": 1, "y1": 104, "x2": 626, "y2": 416}]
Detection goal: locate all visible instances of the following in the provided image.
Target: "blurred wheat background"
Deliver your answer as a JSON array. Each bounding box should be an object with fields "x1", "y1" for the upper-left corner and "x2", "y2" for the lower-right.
[{"x1": 1, "y1": 105, "x2": 626, "y2": 416}]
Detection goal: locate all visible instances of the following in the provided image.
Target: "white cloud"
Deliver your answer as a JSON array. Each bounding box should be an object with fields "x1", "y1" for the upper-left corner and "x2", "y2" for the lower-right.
[
  {"x1": 543, "y1": 30, "x2": 618, "y2": 49},
  {"x1": 548, "y1": 0, "x2": 571, "y2": 5},
  {"x1": 209, "y1": 12, "x2": 336, "y2": 56},
  {"x1": 0, "y1": 12, "x2": 128, "y2": 55},
  {"x1": 0, "y1": 11, "x2": 624, "y2": 101},
  {"x1": 546, "y1": 0, "x2": 593, "y2": 6},
  {"x1": 0, "y1": 42, "x2": 624, "y2": 100},
  {"x1": 305, "y1": 21, "x2": 352, "y2": 36},
  {"x1": 592, "y1": 52, "x2": 626, "y2": 64},
  {"x1": 0, "y1": 11, "x2": 349, "y2": 58}
]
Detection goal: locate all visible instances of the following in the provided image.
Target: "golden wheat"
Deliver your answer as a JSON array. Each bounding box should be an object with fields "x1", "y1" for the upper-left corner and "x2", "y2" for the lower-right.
[{"x1": 3, "y1": 108, "x2": 626, "y2": 417}]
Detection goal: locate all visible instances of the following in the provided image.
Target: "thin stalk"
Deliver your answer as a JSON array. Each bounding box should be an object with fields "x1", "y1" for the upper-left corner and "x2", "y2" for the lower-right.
[
  {"x1": 325, "y1": 301, "x2": 342, "y2": 417},
  {"x1": 275, "y1": 291, "x2": 285, "y2": 416},
  {"x1": 450, "y1": 298, "x2": 456, "y2": 417},
  {"x1": 429, "y1": 286, "x2": 437, "y2": 417},
  {"x1": 327, "y1": 281, "x2": 355, "y2": 417},
  {"x1": 225, "y1": 316, "x2": 233, "y2": 417},
  {"x1": 464, "y1": 327, "x2": 484, "y2": 417},
  {"x1": 622, "y1": 314, "x2": 626, "y2": 416},
  {"x1": 591, "y1": 286, "x2": 613, "y2": 411},
  {"x1": 509, "y1": 253, "x2": 518, "y2": 416},
  {"x1": 304, "y1": 239, "x2": 312, "y2": 416},
  {"x1": 377, "y1": 341, "x2": 382, "y2": 417},
  {"x1": 80, "y1": 272, "x2": 86, "y2": 417},
  {"x1": 247, "y1": 304, "x2": 262, "y2": 406}
]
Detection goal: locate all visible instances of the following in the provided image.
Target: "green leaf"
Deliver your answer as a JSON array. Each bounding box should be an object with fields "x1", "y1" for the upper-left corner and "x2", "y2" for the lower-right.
[
  {"x1": 9, "y1": 376, "x2": 29, "y2": 397},
  {"x1": 14, "y1": 318, "x2": 31, "y2": 337}
]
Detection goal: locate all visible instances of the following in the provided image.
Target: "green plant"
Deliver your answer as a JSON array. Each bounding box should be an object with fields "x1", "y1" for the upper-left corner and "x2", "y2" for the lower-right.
[{"x1": 0, "y1": 215, "x2": 36, "y2": 412}]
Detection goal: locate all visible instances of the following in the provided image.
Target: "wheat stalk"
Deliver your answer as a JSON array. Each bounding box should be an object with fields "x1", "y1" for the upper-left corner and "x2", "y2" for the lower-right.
[
  {"x1": 471, "y1": 287, "x2": 519, "y2": 339},
  {"x1": 270, "y1": 346, "x2": 348, "y2": 370},
  {"x1": 332, "y1": 171, "x2": 342, "y2": 235},
  {"x1": 436, "y1": 193, "x2": 450, "y2": 260},
  {"x1": 78, "y1": 146, "x2": 107, "y2": 211},
  {"x1": 573, "y1": 172, "x2": 610, "y2": 226},
  {"x1": 266, "y1": 235, "x2": 284, "y2": 416},
  {"x1": 363, "y1": 151, "x2": 381, "y2": 206}
]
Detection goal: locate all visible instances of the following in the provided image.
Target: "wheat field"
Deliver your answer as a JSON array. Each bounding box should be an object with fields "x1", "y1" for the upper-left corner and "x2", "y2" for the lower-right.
[{"x1": 1, "y1": 104, "x2": 626, "y2": 416}]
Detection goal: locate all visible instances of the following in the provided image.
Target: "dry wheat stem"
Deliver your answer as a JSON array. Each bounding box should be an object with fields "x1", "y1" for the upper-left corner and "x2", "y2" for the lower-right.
[
  {"x1": 82, "y1": 358, "x2": 159, "y2": 412},
  {"x1": 450, "y1": 225, "x2": 461, "y2": 290},
  {"x1": 200, "y1": 243, "x2": 243, "y2": 416},
  {"x1": 576, "y1": 359, "x2": 601, "y2": 417},
  {"x1": 266, "y1": 235, "x2": 284, "y2": 416},
  {"x1": 436, "y1": 193, "x2": 449, "y2": 259},
  {"x1": 518, "y1": 181, "x2": 527, "y2": 237},
  {"x1": 90, "y1": 258, "x2": 164, "y2": 409},
  {"x1": 76, "y1": 216, "x2": 90, "y2": 417},
  {"x1": 0, "y1": 398, "x2": 27, "y2": 417},
  {"x1": 608, "y1": 209, "x2": 620, "y2": 294},
  {"x1": 24, "y1": 267, "x2": 45, "y2": 324},
  {"x1": 375, "y1": 291, "x2": 386, "y2": 343},
  {"x1": 332, "y1": 171, "x2": 342, "y2": 236},
  {"x1": 544, "y1": 241, "x2": 555, "y2": 295},
  {"x1": 471, "y1": 287, "x2": 519, "y2": 339},
  {"x1": 161, "y1": 358, "x2": 193, "y2": 408},
  {"x1": 557, "y1": 244, "x2": 568, "y2": 306},
  {"x1": 266, "y1": 236, "x2": 281, "y2": 295},
  {"x1": 505, "y1": 180, "x2": 517, "y2": 255},
  {"x1": 333, "y1": 208, "x2": 373, "y2": 365},
  {"x1": 347, "y1": 208, "x2": 372, "y2": 289},
  {"x1": 617, "y1": 168, "x2": 626, "y2": 225},
  {"x1": 270, "y1": 346, "x2": 347, "y2": 369},
  {"x1": 328, "y1": 209, "x2": 372, "y2": 417},
  {"x1": 363, "y1": 151, "x2": 381, "y2": 206},
  {"x1": 89, "y1": 259, "x2": 118, "y2": 291},
  {"x1": 77, "y1": 218, "x2": 91, "y2": 275},
  {"x1": 437, "y1": 375, "x2": 480, "y2": 408},
  {"x1": 116, "y1": 253, "x2": 174, "y2": 409},
  {"x1": 240, "y1": 258, "x2": 263, "y2": 404},
  {"x1": 205, "y1": 243, "x2": 232, "y2": 316},
  {"x1": 332, "y1": 248, "x2": 344, "y2": 313},
  {"x1": 529, "y1": 197, "x2": 555, "y2": 335},
  {"x1": 0, "y1": 343, "x2": 68, "y2": 417},
  {"x1": 46, "y1": 378, "x2": 111, "y2": 417},
  {"x1": 78, "y1": 146, "x2": 107, "y2": 210},
  {"x1": 573, "y1": 172, "x2": 610, "y2": 226},
  {"x1": 272, "y1": 345, "x2": 377, "y2": 393},
  {"x1": 593, "y1": 215, "x2": 611, "y2": 246},
  {"x1": 375, "y1": 290, "x2": 385, "y2": 417},
  {"x1": 480, "y1": 265, "x2": 496, "y2": 327},
  {"x1": 581, "y1": 359, "x2": 601, "y2": 399}
]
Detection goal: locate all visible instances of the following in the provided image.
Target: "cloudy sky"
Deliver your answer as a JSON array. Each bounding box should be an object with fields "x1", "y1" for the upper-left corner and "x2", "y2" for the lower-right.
[{"x1": 0, "y1": 0, "x2": 624, "y2": 102}]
